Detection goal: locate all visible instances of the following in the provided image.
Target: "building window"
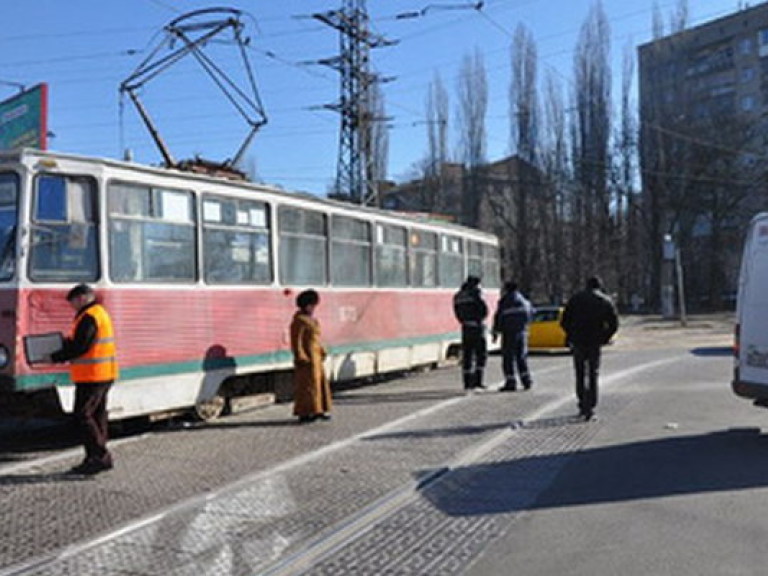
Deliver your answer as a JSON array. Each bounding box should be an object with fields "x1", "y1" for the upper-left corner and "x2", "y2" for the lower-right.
[
  {"x1": 740, "y1": 37, "x2": 753, "y2": 55},
  {"x1": 759, "y1": 29, "x2": 768, "y2": 57}
]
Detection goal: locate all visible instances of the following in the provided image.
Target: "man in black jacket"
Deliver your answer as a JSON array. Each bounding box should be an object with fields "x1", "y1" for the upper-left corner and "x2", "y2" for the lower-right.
[
  {"x1": 560, "y1": 276, "x2": 619, "y2": 421},
  {"x1": 453, "y1": 276, "x2": 488, "y2": 390}
]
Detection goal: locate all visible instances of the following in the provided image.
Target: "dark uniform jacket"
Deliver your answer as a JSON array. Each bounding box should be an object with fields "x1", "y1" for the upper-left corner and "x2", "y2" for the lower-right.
[
  {"x1": 453, "y1": 286, "x2": 488, "y2": 329},
  {"x1": 561, "y1": 288, "x2": 619, "y2": 347},
  {"x1": 493, "y1": 290, "x2": 534, "y2": 335}
]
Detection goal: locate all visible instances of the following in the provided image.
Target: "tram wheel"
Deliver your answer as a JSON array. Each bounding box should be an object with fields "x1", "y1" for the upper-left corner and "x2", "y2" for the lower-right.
[{"x1": 194, "y1": 395, "x2": 226, "y2": 421}]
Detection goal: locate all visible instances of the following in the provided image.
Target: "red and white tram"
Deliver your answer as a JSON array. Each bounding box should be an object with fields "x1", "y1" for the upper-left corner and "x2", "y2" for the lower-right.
[{"x1": 0, "y1": 149, "x2": 500, "y2": 421}]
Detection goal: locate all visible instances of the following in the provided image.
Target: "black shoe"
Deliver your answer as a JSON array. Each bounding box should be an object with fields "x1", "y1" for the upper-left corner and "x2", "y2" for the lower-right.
[
  {"x1": 298, "y1": 415, "x2": 315, "y2": 424},
  {"x1": 523, "y1": 382, "x2": 532, "y2": 390},
  {"x1": 499, "y1": 385, "x2": 517, "y2": 392},
  {"x1": 473, "y1": 384, "x2": 487, "y2": 390},
  {"x1": 70, "y1": 459, "x2": 112, "y2": 476},
  {"x1": 316, "y1": 413, "x2": 332, "y2": 421},
  {"x1": 66, "y1": 460, "x2": 91, "y2": 475},
  {"x1": 582, "y1": 411, "x2": 595, "y2": 422}
]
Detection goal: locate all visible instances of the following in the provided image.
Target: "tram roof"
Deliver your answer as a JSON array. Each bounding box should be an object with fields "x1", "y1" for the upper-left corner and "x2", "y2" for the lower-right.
[{"x1": 1, "y1": 148, "x2": 498, "y2": 243}]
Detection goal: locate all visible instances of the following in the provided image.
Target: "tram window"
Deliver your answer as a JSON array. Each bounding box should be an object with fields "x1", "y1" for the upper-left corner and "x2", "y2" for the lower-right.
[
  {"x1": 331, "y1": 215, "x2": 371, "y2": 286},
  {"x1": 108, "y1": 182, "x2": 196, "y2": 283},
  {"x1": 202, "y1": 195, "x2": 271, "y2": 284},
  {"x1": 0, "y1": 174, "x2": 18, "y2": 281},
  {"x1": 482, "y1": 244, "x2": 501, "y2": 288},
  {"x1": 410, "y1": 230, "x2": 437, "y2": 288},
  {"x1": 29, "y1": 175, "x2": 99, "y2": 282},
  {"x1": 439, "y1": 234, "x2": 464, "y2": 288},
  {"x1": 278, "y1": 206, "x2": 327, "y2": 285},
  {"x1": 467, "y1": 240, "x2": 483, "y2": 279},
  {"x1": 375, "y1": 224, "x2": 407, "y2": 287}
]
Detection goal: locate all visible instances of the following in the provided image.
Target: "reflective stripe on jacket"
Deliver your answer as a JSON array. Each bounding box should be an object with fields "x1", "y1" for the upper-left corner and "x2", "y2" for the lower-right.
[{"x1": 70, "y1": 304, "x2": 118, "y2": 383}]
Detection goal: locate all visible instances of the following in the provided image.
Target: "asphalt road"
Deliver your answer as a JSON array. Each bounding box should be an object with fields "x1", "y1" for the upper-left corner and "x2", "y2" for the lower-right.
[
  {"x1": 467, "y1": 317, "x2": 761, "y2": 576},
  {"x1": 0, "y1": 314, "x2": 755, "y2": 576}
]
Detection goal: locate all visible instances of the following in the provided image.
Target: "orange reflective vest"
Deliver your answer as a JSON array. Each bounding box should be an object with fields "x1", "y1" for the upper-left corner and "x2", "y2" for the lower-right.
[{"x1": 70, "y1": 304, "x2": 119, "y2": 383}]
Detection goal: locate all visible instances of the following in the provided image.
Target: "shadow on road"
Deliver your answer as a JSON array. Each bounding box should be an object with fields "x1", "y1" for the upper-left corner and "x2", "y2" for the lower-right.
[
  {"x1": 419, "y1": 427, "x2": 768, "y2": 516},
  {"x1": 690, "y1": 347, "x2": 732, "y2": 357},
  {"x1": 334, "y1": 390, "x2": 466, "y2": 405},
  {"x1": 0, "y1": 472, "x2": 94, "y2": 486}
]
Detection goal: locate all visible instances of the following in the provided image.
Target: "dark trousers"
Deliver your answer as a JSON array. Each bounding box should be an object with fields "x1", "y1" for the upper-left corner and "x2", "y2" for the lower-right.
[
  {"x1": 572, "y1": 345, "x2": 601, "y2": 415},
  {"x1": 502, "y1": 331, "x2": 531, "y2": 388},
  {"x1": 73, "y1": 382, "x2": 113, "y2": 465},
  {"x1": 461, "y1": 328, "x2": 487, "y2": 388}
]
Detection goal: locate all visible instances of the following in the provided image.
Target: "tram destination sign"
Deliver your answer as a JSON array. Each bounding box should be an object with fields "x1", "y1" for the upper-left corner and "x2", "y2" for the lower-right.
[{"x1": 0, "y1": 83, "x2": 48, "y2": 151}]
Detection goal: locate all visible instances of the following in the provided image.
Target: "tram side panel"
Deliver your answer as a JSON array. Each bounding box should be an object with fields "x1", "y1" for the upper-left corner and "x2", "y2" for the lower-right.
[{"x1": 10, "y1": 285, "x2": 469, "y2": 420}]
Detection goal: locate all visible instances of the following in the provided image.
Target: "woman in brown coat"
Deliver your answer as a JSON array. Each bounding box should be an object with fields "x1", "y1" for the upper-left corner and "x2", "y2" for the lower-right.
[{"x1": 290, "y1": 289, "x2": 332, "y2": 423}]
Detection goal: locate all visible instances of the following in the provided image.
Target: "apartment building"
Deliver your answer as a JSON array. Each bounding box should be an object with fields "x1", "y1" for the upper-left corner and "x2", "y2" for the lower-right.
[{"x1": 638, "y1": 2, "x2": 768, "y2": 309}]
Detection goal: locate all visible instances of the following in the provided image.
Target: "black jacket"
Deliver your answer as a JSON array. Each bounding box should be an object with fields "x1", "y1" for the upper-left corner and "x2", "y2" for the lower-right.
[
  {"x1": 453, "y1": 286, "x2": 488, "y2": 327},
  {"x1": 561, "y1": 288, "x2": 619, "y2": 347}
]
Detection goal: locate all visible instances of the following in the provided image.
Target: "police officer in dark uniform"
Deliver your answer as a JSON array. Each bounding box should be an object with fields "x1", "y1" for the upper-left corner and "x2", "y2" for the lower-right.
[
  {"x1": 492, "y1": 281, "x2": 535, "y2": 391},
  {"x1": 453, "y1": 275, "x2": 489, "y2": 390}
]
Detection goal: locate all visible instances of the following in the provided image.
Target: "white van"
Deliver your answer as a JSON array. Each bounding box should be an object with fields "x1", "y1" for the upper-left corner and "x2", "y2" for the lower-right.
[{"x1": 733, "y1": 212, "x2": 768, "y2": 406}]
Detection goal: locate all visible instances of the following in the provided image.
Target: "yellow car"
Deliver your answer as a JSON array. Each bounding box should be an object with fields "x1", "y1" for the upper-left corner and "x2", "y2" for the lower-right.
[{"x1": 528, "y1": 306, "x2": 569, "y2": 350}]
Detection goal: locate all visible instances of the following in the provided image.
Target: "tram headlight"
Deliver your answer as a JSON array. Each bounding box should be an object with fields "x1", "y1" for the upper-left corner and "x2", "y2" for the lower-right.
[{"x1": 0, "y1": 345, "x2": 9, "y2": 368}]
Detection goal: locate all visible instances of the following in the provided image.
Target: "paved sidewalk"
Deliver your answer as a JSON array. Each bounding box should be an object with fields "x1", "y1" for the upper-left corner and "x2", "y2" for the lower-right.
[{"x1": 0, "y1": 315, "x2": 732, "y2": 575}]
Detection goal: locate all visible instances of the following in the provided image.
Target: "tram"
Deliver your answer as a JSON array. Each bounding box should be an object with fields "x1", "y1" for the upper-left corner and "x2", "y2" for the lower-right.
[{"x1": 0, "y1": 149, "x2": 500, "y2": 421}]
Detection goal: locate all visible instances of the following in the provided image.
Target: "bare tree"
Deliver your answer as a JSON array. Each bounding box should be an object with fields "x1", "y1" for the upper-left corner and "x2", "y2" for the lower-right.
[
  {"x1": 368, "y1": 81, "x2": 389, "y2": 203},
  {"x1": 456, "y1": 48, "x2": 488, "y2": 226},
  {"x1": 427, "y1": 72, "x2": 449, "y2": 170},
  {"x1": 501, "y1": 24, "x2": 539, "y2": 291},
  {"x1": 539, "y1": 71, "x2": 570, "y2": 302},
  {"x1": 652, "y1": 2, "x2": 665, "y2": 39},
  {"x1": 509, "y1": 25, "x2": 538, "y2": 164},
  {"x1": 421, "y1": 72, "x2": 450, "y2": 213},
  {"x1": 613, "y1": 41, "x2": 640, "y2": 308},
  {"x1": 669, "y1": 0, "x2": 689, "y2": 34},
  {"x1": 571, "y1": 1, "x2": 612, "y2": 291}
]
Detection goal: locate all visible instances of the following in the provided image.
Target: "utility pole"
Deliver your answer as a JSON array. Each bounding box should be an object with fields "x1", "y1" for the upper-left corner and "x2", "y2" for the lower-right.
[{"x1": 314, "y1": 1, "x2": 394, "y2": 206}]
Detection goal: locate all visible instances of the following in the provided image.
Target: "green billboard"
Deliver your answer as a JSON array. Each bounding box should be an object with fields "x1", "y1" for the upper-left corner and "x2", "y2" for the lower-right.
[{"x1": 0, "y1": 83, "x2": 48, "y2": 151}]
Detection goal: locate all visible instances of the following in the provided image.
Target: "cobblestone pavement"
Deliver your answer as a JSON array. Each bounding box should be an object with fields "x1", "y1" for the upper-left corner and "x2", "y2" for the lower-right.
[{"x1": 0, "y1": 315, "x2": 732, "y2": 575}]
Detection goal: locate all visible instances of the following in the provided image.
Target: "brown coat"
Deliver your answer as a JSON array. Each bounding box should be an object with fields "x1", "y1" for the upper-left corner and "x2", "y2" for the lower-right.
[{"x1": 290, "y1": 311, "x2": 332, "y2": 417}]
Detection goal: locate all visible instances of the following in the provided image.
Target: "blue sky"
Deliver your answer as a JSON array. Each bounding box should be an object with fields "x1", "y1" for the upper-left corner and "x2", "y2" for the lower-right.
[{"x1": 0, "y1": 0, "x2": 745, "y2": 195}]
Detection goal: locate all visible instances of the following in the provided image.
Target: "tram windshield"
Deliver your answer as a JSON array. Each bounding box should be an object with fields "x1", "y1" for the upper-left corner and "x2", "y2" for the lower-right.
[
  {"x1": 0, "y1": 173, "x2": 18, "y2": 281},
  {"x1": 29, "y1": 174, "x2": 99, "y2": 282}
]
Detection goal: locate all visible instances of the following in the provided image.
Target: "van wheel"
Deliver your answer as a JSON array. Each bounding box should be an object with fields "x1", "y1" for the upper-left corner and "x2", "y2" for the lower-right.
[{"x1": 194, "y1": 395, "x2": 226, "y2": 421}]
